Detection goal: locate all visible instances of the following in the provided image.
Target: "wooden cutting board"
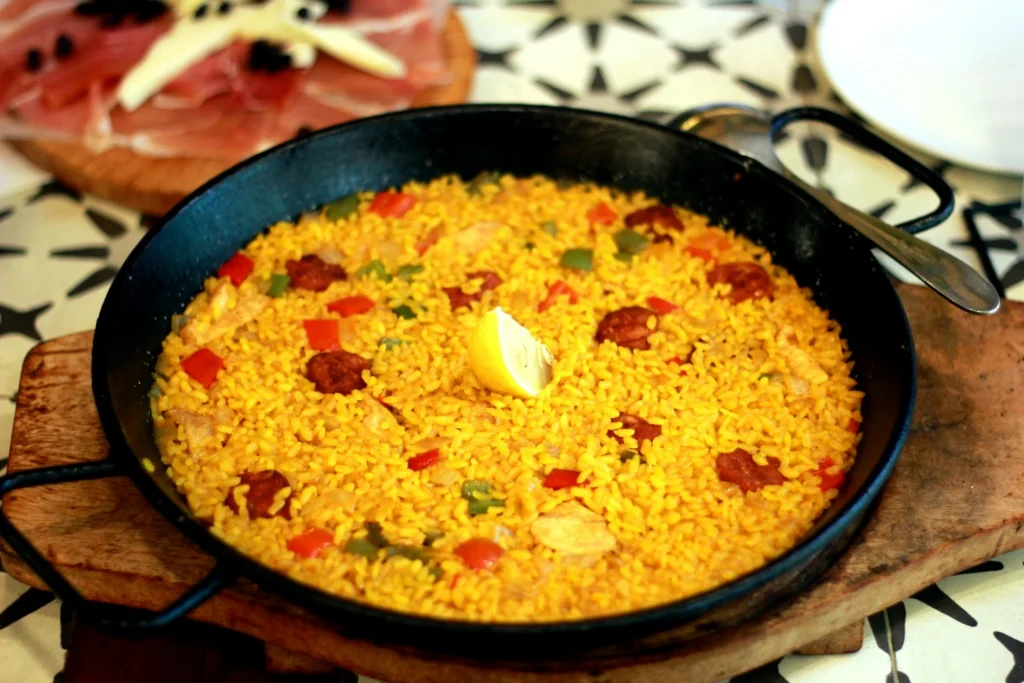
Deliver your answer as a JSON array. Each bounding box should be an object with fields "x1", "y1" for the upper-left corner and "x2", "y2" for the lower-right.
[
  {"x1": 7, "y1": 8, "x2": 476, "y2": 217},
  {"x1": 3, "y1": 282, "x2": 1024, "y2": 683}
]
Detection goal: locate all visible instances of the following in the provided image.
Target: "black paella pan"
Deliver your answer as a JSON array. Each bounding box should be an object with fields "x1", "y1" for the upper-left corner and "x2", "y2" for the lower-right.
[{"x1": 0, "y1": 104, "x2": 970, "y2": 658}]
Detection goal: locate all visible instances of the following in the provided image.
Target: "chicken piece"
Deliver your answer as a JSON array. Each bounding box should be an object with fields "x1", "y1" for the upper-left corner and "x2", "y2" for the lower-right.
[
  {"x1": 447, "y1": 221, "x2": 503, "y2": 256},
  {"x1": 180, "y1": 282, "x2": 269, "y2": 346},
  {"x1": 776, "y1": 326, "x2": 828, "y2": 385},
  {"x1": 360, "y1": 394, "x2": 399, "y2": 437},
  {"x1": 164, "y1": 409, "x2": 215, "y2": 458},
  {"x1": 531, "y1": 501, "x2": 617, "y2": 554}
]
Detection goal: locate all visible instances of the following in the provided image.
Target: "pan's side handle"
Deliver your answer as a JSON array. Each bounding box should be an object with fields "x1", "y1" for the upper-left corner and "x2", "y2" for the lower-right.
[
  {"x1": 0, "y1": 459, "x2": 231, "y2": 631},
  {"x1": 770, "y1": 107, "x2": 956, "y2": 235}
]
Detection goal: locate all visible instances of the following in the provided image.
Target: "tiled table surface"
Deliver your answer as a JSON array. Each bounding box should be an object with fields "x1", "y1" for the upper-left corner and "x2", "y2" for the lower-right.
[{"x1": 2, "y1": 1, "x2": 1024, "y2": 682}]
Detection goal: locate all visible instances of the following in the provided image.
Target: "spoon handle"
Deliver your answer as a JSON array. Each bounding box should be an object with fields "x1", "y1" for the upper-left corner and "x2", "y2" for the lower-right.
[{"x1": 796, "y1": 176, "x2": 1001, "y2": 314}]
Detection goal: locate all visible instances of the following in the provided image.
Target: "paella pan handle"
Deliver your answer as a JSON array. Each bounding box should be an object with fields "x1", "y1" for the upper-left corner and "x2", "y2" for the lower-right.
[
  {"x1": 668, "y1": 104, "x2": 1000, "y2": 315},
  {"x1": 769, "y1": 106, "x2": 954, "y2": 234},
  {"x1": 0, "y1": 458, "x2": 231, "y2": 631}
]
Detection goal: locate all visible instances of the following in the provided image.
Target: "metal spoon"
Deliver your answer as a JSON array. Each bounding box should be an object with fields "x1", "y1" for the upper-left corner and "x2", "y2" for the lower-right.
[{"x1": 674, "y1": 104, "x2": 1001, "y2": 315}]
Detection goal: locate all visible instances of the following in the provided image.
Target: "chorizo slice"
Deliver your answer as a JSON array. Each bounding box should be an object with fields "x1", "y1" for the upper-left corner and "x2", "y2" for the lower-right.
[
  {"x1": 595, "y1": 306, "x2": 658, "y2": 350},
  {"x1": 624, "y1": 205, "x2": 683, "y2": 243},
  {"x1": 286, "y1": 254, "x2": 347, "y2": 292},
  {"x1": 226, "y1": 470, "x2": 293, "y2": 519},
  {"x1": 608, "y1": 412, "x2": 662, "y2": 446},
  {"x1": 306, "y1": 350, "x2": 370, "y2": 395},
  {"x1": 443, "y1": 270, "x2": 502, "y2": 310},
  {"x1": 715, "y1": 448, "x2": 786, "y2": 492},
  {"x1": 707, "y1": 262, "x2": 774, "y2": 304}
]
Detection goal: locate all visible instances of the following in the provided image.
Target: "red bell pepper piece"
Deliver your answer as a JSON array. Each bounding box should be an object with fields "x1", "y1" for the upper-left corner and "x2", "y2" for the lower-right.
[
  {"x1": 287, "y1": 527, "x2": 335, "y2": 558},
  {"x1": 684, "y1": 232, "x2": 731, "y2": 262},
  {"x1": 847, "y1": 418, "x2": 860, "y2": 433},
  {"x1": 408, "y1": 449, "x2": 440, "y2": 471},
  {"x1": 217, "y1": 252, "x2": 254, "y2": 286},
  {"x1": 814, "y1": 456, "x2": 846, "y2": 492},
  {"x1": 586, "y1": 202, "x2": 618, "y2": 226},
  {"x1": 327, "y1": 295, "x2": 375, "y2": 318},
  {"x1": 543, "y1": 468, "x2": 582, "y2": 490},
  {"x1": 303, "y1": 319, "x2": 339, "y2": 351},
  {"x1": 181, "y1": 348, "x2": 224, "y2": 389},
  {"x1": 666, "y1": 356, "x2": 688, "y2": 376},
  {"x1": 646, "y1": 296, "x2": 678, "y2": 315},
  {"x1": 538, "y1": 280, "x2": 580, "y2": 312},
  {"x1": 416, "y1": 227, "x2": 443, "y2": 256},
  {"x1": 369, "y1": 192, "x2": 416, "y2": 218},
  {"x1": 454, "y1": 538, "x2": 503, "y2": 570}
]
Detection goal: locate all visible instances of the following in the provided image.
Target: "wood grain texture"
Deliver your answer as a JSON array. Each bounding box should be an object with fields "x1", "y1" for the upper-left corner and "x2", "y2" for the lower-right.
[
  {"x1": 8, "y1": 8, "x2": 476, "y2": 217},
  {"x1": 4, "y1": 283, "x2": 1024, "y2": 683},
  {"x1": 265, "y1": 643, "x2": 338, "y2": 675},
  {"x1": 792, "y1": 620, "x2": 864, "y2": 656}
]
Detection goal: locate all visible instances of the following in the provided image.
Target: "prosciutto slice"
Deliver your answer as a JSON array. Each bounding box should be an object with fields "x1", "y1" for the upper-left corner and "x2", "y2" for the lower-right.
[
  {"x1": 2, "y1": 81, "x2": 116, "y2": 150},
  {"x1": 322, "y1": 0, "x2": 450, "y2": 87},
  {"x1": 0, "y1": 0, "x2": 451, "y2": 163},
  {"x1": 38, "y1": 20, "x2": 173, "y2": 108},
  {"x1": 125, "y1": 106, "x2": 279, "y2": 161},
  {"x1": 157, "y1": 42, "x2": 305, "y2": 112}
]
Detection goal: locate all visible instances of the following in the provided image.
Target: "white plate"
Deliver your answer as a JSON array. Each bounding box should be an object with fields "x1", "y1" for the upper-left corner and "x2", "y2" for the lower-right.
[{"x1": 816, "y1": 0, "x2": 1024, "y2": 175}]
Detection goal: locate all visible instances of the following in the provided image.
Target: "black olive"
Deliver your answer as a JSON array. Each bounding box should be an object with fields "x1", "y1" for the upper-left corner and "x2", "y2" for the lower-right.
[
  {"x1": 74, "y1": 2, "x2": 102, "y2": 15},
  {"x1": 323, "y1": 0, "x2": 351, "y2": 12},
  {"x1": 25, "y1": 49, "x2": 43, "y2": 72},
  {"x1": 248, "y1": 40, "x2": 292, "y2": 73},
  {"x1": 73, "y1": 0, "x2": 169, "y2": 24},
  {"x1": 135, "y1": 0, "x2": 168, "y2": 22},
  {"x1": 55, "y1": 35, "x2": 74, "y2": 59}
]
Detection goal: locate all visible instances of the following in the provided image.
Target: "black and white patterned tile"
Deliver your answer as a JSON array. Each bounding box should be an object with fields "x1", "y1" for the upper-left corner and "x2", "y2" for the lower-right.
[
  {"x1": 1, "y1": 1, "x2": 1023, "y2": 681},
  {"x1": 0, "y1": 579, "x2": 63, "y2": 683},
  {"x1": 883, "y1": 549, "x2": 1024, "y2": 683}
]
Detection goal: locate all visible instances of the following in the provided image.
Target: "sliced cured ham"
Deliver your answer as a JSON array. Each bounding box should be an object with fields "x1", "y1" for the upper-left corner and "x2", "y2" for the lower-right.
[
  {"x1": 0, "y1": 0, "x2": 452, "y2": 164},
  {"x1": 322, "y1": 0, "x2": 450, "y2": 86},
  {"x1": 128, "y1": 107, "x2": 279, "y2": 160},
  {"x1": 39, "y1": 20, "x2": 173, "y2": 108},
  {"x1": 153, "y1": 45, "x2": 242, "y2": 109},
  {"x1": 271, "y1": 91, "x2": 358, "y2": 138},
  {"x1": 0, "y1": 0, "x2": 80, "y2": 37},
  {"x1": 3, "y1": 81, "x2": 116, "y2": 150},
  {"x1": 304, "y1": 55, "x2": 418, "y2": 115}
]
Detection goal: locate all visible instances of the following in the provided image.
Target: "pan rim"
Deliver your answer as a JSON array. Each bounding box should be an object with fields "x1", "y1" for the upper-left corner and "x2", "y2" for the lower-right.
[{"x1": 90, "y1": 103, "x2": 915, "y2": 648}]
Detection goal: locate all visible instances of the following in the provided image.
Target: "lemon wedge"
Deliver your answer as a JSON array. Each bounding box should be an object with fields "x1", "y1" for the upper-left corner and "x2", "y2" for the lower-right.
[{"x1": 467, "y1": 307, "x2": 554, "y2": 399}]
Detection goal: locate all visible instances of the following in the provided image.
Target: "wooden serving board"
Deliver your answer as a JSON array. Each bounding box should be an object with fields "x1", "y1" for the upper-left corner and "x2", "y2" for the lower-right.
[
  {"x1": 4, "y1": 282, "x2": 1024, "y2": 683},
  {"x1": 7, "y1": 8, "x2": 476, "y2": 217}
]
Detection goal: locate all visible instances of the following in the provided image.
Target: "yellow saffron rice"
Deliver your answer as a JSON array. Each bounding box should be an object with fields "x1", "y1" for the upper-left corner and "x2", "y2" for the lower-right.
[{"x1": 152, "y1": 174, "x2": 862, "y2": 622}]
